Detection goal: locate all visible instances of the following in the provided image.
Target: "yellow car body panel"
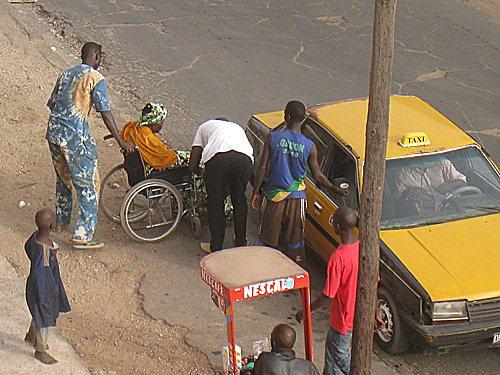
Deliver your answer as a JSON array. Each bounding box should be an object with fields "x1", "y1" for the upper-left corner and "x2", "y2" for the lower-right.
[
  {"x1": 249, "y1": 95, "x2": 499, "y2": 349},
  {"x1": 254, "y1": 110, "x2": 285, "y2": 130},
  {"x1": 253, "y1": 95, "x2": 498, "y2": 302},
  {"x1": 304, "y1": 179, "x2": 339, "y2": 260},
  {"x1": 380, "y1": 214, "x2": 500, "y2": 302},
  {"x1": 253, "y1": 96, "x2": 477, "y2": 160}
]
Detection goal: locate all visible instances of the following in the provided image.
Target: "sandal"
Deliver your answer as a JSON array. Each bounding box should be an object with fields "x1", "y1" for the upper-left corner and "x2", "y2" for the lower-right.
[
  {"x1": 72, "y1": 240, "x2": 105, "y2": 250},
  {"x1": 200, "y1": 242, "x2": 211, "y2": 254}
]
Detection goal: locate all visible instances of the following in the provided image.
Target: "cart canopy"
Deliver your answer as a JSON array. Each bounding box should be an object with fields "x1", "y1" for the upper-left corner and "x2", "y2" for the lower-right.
[{"x1": 200, "y1": 246, "x2": 306, "y2": 290}]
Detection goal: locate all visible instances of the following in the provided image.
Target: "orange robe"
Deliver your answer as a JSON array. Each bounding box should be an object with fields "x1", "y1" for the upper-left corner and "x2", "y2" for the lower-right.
[{"x1": 122, "y1": 120, "x2": 178, "y2": 169}]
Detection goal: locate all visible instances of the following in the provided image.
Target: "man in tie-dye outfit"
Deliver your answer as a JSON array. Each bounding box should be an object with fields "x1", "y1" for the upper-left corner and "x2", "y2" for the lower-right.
[{"x1": 46, "y1": 42, "x2": 134, "y2": 249}]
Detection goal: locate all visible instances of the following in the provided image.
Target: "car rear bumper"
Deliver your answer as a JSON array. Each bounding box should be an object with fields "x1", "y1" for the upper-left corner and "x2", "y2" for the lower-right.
[{"x1": 406, "y1": 318, "x2": 500, "y2": 351}]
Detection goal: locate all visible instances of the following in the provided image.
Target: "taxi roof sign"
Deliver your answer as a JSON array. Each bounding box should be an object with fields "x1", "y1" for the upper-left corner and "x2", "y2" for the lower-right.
[{"x1": 398, "y1": 132, "x2": 431, "y2": 148}]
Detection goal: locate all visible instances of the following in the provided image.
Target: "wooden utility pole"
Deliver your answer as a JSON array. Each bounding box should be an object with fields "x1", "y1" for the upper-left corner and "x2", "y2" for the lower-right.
[{"x1": 350, "y1": 1, "x2": 398, "y2": 374}]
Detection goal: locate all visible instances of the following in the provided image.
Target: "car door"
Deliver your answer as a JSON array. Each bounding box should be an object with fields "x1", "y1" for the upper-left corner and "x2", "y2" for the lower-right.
[
  {"x1": 301, "y1": 118, "x2": 336, "y2": 261},
  {"x1": 303, "y1": 119, "x2": 360, "y2": 262}
]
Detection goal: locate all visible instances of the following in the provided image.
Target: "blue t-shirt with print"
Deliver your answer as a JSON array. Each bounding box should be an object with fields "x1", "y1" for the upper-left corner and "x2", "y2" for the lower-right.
[{"x1": 263, "y1": 129, "x2": 314, "y2": 201}]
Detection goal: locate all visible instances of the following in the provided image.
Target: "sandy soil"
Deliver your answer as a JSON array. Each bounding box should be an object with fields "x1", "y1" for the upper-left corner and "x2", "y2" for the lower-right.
[
  {"x1": 463, "y1": 0, "x2": 500, "y2": 23},
  {"x1": 0, "y1": 7, "x2": 214, "y2": 375}
]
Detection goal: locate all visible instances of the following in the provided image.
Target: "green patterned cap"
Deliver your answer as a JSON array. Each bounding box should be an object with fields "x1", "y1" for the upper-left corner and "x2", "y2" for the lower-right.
[{"x1": 138, "y1": 102, "x2": 167, "y2": 127}]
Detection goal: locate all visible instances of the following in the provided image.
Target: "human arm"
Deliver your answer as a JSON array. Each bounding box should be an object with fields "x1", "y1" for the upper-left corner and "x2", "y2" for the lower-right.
[
  {"x1": 92, "y1": 79, "x2": 134, "y2": 153},
  {"x1": 436, "y1": 159, "x2": 467, "y2": 194},
  {"x1": 374, "y1": 277, "x2": 384, "y2": 331},
  {"x1": 188, "y1": 125, "x2": 205, "y2": 174},
  {"x1": 47, "y1": 75, "x2": 61, "y2": 111},
  {"x1": 443, "y1": 159, "x2": 466, "y2": 182},
  {"x1": 296, "y1": 254, "x2": 342, "y2": 322},
  {"x1": 188, "y1": 146, "x2": 203, "y2": 174},
  {"x1": 252, "y1": 352, "x2": 265, "y2": 375},
  {"x1": 100, "y1": 111, "x2": 135, "y2": 153},
  {"x1": 251, "y1": 134, "x2": 271, "y2": 211},
  {"x1": 308, "y1": 145, "x2": 348, "y2": 196},
  {"x1": 306, "y1": 106, "x2": 319, "y2": 120},
  {"x1": 295, "y1": 293, "x2": 330, "y2": 323}
]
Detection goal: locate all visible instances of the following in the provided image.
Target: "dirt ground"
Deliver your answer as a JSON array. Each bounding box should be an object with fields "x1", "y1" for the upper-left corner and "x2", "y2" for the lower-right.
[
  {"x1": 466, "y1": 0, "x2": 500, "y2": 24},
  {"x1": 1, "y1": 1, "x2": 499, "y2": 374},
  {"x1": 0, "y1": 6, "x2": 214, "y2": 375}
]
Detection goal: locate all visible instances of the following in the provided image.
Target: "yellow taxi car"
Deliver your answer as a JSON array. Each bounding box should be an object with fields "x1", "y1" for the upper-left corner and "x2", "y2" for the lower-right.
[{"x1": 245, "y1": 95, "x2": 500, "y2": 354}]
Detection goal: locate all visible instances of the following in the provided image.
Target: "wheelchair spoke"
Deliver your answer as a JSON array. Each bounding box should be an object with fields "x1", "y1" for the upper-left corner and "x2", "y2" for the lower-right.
[{"x1": 121, "y1": 179, "x2": 184, "y2": 242}]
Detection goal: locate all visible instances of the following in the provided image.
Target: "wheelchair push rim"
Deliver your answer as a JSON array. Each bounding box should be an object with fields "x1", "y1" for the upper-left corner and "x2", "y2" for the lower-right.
[
  {"x1": 120, "y1": 179, "x2": 184, "y2": 242},
  {"x1": 100, "y1": 164, "x2": 148, "y2": 223}
]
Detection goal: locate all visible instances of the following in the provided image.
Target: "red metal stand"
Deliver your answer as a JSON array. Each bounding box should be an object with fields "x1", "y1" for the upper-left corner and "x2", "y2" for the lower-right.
[
  {"x1": 200, "y1": 246, "x2": 314, "y2": 374},
  {"x1": 301, "y1": 286, "x2": 314, "y2": 362}
]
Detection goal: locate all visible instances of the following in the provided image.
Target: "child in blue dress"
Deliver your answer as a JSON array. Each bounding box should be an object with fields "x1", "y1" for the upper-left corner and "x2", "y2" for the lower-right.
[{"x1": 24, "y1": 208, "x2": 71, "y2": 364}]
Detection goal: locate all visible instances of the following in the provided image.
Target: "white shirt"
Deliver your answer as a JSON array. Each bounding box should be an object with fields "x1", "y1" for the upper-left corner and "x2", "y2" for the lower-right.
[
  {"x1": 192, "y1": 119, "x2": 254, "y2": 164},
  {"x1": 396, "y1": 158, "x2": 466, "y2": 196}
]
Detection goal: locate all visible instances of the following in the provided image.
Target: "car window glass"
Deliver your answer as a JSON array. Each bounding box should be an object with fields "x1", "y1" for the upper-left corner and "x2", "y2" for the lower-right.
[
  {"x1": 465, "y1": 147, "x2": 500, "y2": 186},
  {"x1": 321, "y1": 144, "x2": 359, "y2": 210},
  {"x1": 301, "y1": 118, "x2": 332, "y2": 169}
]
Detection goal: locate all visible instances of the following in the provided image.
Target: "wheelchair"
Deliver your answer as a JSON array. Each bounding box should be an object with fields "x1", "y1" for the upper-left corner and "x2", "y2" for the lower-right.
[{"x1": 100, "y1": 138, "x2": 208, "y2": 243}]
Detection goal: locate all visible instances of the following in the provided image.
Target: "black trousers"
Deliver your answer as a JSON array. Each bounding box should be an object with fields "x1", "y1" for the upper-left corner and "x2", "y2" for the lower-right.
[{"x1": 204, "y1": 151, "x2": 252, "y2": 251}]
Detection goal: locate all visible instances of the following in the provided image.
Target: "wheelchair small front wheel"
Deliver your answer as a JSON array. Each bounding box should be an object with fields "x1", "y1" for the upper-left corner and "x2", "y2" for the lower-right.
[
  {"x1": 120, "y1": 179, "x2": 183, "y2": 242},
  {"x1": 190, "y1": 215, "x2": 202, "y2": 239}
]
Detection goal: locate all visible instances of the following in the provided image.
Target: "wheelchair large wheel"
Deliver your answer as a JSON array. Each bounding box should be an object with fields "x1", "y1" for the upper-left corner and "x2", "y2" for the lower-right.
[
  {"x1": 100, "y1": 164, "x2": 148, "y2": 223},
  {"x1": 120, "y1": 179, "x2": 183, "y2": 242},
  {"x1": 100, "y1": 164, "x2": 128, "y2": 223}
]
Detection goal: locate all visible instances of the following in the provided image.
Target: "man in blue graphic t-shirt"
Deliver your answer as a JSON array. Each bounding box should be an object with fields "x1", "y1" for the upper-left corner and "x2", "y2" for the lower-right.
[{"x1": 251, "y1": 101, "x2": 348, "y2": 263}]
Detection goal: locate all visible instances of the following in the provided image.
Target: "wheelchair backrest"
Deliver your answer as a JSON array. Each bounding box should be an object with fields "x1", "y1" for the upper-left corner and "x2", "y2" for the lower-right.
[{"x1": 124, "y1": 151, "x2": 147, "y2": 187}]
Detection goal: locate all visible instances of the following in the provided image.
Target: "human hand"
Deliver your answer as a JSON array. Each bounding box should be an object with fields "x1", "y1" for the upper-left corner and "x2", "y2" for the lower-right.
[
  {"x1": 251, "y1": 194, "x2": 263, "y2": 211},
  {"x1": 295, "y1": 310, "x2": 303, "y2": 323},
  {"x1": 374, "y1": 308, "x2": 384, "y2": 332},
  {"x1": 120, "y1": 140, "x2": 136, "y2": 154},
  {"x1": 336, "y1": 186, "x2": 349, "y2": 196},
  {"x1": 306, "y1": 106, "x2": 319, "y2": 119}
]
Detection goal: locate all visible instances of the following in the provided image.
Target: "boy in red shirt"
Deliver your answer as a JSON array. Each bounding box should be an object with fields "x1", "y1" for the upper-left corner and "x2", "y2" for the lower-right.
[{"x1": 296, "y1": 207, "x2": 359, "y2": 375}]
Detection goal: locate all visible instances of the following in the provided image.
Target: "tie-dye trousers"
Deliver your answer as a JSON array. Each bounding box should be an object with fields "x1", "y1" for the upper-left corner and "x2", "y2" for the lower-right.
[{"x1": 48, "y1": 139, "x2": 100, "y2": 241}]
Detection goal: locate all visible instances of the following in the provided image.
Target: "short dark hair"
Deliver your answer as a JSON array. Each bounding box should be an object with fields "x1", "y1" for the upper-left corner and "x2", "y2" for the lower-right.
[
  {"x1": 81, "y1": 42, "x2": 102, "y2": 59},
  {"x1": 271, "y1": 324, "x2": 296, "y2": 350},
  {"x1": 333, "y1": 206, "x2": 358, "y2": 230},
  {"x1": 285, "y1": 101, "x2": 306, "y2": 123}
]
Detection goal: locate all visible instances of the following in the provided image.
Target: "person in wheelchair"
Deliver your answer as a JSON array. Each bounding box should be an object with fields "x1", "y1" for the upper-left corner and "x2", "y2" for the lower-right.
[
  {"x1": 119, "y1": 103, "x2": 228, "y2": 231},
  {"x1": 121, "y1": 102, "x2": 190, "y2": 173},
  {"x1": 394, "y1": 157, "x2": 467, "y2": 216}
]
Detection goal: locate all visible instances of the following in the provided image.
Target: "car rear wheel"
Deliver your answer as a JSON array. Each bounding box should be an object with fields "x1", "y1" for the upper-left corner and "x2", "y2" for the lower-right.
[{"x1": 376, "y1": 288, "x2": 410, "y2": 354}]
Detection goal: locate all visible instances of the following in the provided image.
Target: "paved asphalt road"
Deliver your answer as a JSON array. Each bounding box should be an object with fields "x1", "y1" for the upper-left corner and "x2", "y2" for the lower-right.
[
  {"x1": 19, "y1": 0, "x2": 499, "y2": 374},
  {"x1": 33, "y1": 0, "x2": 498, "y2": 160}
]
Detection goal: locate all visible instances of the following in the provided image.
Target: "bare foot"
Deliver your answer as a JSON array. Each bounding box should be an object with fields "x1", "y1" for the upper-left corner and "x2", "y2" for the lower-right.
[
  {"x1": 24, "y1": 333, "x2": 49, "y2": 350},
  {"x1": 35, "y1": 351, "x2": 58, "y2": 365},
  {"x1": 24, "y1": 332, "x2": 35, "y2": 346}
]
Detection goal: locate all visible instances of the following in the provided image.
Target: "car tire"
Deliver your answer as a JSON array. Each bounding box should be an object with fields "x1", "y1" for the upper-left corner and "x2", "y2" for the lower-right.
[{"x1": 375, "y1": 288, "x2": 411, "y2": 354}]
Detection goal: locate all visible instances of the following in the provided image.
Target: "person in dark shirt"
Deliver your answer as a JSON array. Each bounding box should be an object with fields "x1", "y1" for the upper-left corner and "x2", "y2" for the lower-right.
[
  {"x1": 24, "y1": 208, "x2": 71, "y2": 364},
  {"x1": 253, "y1": 324, "x2": 319, "y2": 375},
  {"x1": 252, "y1": 101, "x2": 347, "y2": 264}
]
